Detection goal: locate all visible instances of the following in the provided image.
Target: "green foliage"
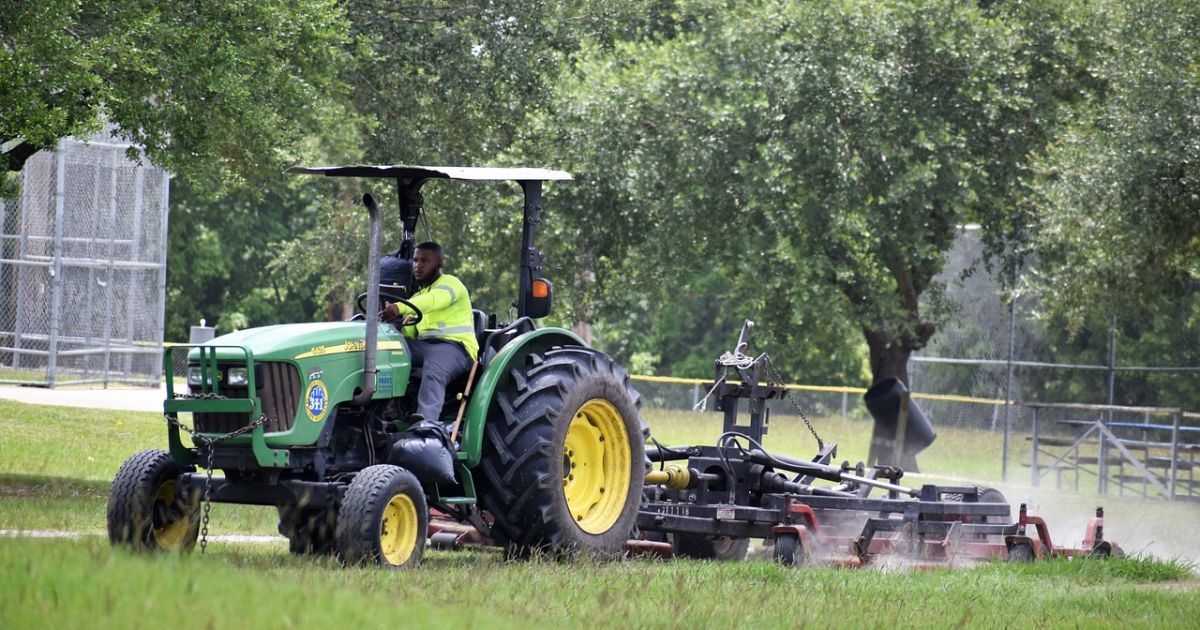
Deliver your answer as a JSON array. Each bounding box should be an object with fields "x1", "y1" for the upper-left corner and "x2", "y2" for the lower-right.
[
  {"x1": 18, "y1": 0, "x2": 1187, "y2": 391},
  {"x1": 0, "y1": 0, "x2": 354, "y2": 192},
  {"x1": 1032, "y1": 0, "x2": 1200, "y2": 329},
  {"x1": 536, "y1": 0, "x2": 1092, "y2": 384},
  {"x1": 165, "y1": 178, "x2": 339, "y2": 338}
]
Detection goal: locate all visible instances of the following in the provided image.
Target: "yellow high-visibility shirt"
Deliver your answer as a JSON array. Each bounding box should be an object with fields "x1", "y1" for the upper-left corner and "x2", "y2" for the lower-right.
[{"x1": 396, "y1": 273, "x2": 478, "y2": 360}]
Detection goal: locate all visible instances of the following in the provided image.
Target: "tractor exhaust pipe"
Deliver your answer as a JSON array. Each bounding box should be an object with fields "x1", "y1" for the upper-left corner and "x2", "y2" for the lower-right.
[{"x1": 353, "y1": 193, "x2": 383, "y2": 405}]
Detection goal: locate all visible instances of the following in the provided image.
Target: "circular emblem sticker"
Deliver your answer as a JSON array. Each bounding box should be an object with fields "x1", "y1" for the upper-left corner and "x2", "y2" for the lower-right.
[{"x1": 305, "y1": 380, "x2": 329, "y2": 422}]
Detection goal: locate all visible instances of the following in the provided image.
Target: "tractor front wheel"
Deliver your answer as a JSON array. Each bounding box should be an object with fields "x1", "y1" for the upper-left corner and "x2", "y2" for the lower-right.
[
  {"x1": 479, "y1": 346, "x2": 646, "y2": 558},
  {"x1": 336, "y1": 465, "x2": 427, "y2": 568},
  {"x1": 107, "y1": 449, "x2": 200, "y2": 552}
]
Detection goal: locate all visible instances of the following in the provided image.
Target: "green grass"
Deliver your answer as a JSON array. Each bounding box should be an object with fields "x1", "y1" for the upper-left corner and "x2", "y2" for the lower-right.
[
  {"x1": 0, "y1": 474, "x2": 278, "y2": 535},
  {"x1": 0, "y1": 366, "x2": 89, "y2": 385},
  {"x1": 0, "y1": 397, "x2": 1197, "y2": 627},
  {"x1": 2, "y1": 397, "x2": 1198, "y2": 556},
  {"x1": 1, "y1": 537, "x2": 1196, "y2": 629},
  {"x1": 0, "y1": 399, "x2": 166, "y2": 481}
]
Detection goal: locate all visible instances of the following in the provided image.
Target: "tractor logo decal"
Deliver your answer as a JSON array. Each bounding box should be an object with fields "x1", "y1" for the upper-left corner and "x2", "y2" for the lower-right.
[{"x1": 305, "y1": 380, "x2": 329, "y2": 422}]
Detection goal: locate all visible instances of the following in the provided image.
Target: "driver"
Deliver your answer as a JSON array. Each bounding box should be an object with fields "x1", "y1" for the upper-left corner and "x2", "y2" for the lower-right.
[{"x1": 380, "y1": 242, "x2": 478, "y2": 422}]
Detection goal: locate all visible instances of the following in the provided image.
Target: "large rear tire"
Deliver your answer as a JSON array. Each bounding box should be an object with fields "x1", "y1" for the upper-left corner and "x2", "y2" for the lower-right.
[
  {"x1": 336, "y1": 465, "x2": 427, "y2": 568},
  {"x1": 107, "y1": 449, "x2": 200, "y2": 552},
  {"x1": 478, "y1": 346, "x2": 646, "y2": 558}
]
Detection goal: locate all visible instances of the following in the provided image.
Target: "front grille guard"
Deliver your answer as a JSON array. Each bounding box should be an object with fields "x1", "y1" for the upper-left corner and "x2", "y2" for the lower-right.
[{"x1": 162, "y1": 345, "x2": 289, "y2": 468}]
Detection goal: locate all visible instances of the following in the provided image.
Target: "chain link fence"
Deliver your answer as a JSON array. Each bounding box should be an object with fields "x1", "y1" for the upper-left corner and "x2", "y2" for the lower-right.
[
  {"x1": 629, "y1": 226, "x2": 1198, "y2": 495},
  {"x1": 0, "y1": 129, "x2": 170, "y2": 387},
  {"x1": 910, "y1": 226, "x2": 1200, "y2": 487}
]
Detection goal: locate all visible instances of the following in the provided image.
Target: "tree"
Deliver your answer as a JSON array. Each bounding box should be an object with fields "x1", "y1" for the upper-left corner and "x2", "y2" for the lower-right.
[
  {"x1": 1032, "y1": 0, "x2": 1200, "y2": 329},
  {"x1": 266, "y1": 1, "x2": 687, "y2": 327},
  {"x1": 1, "y1": 0, "x2": 353, "y2": 196},
  {"x1": 536, "y1": 0, "x2": 1093, "y2": 386}
]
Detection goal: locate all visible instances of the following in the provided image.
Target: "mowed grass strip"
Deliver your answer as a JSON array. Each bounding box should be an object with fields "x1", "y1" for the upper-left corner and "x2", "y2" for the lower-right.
[
  {"x1": 1, "y1": 538, "x2": 1196, "y2": 629},
  {"x1": 0, "y1": 399, "x2": 165, "y2": 481},
  {"x1": 2, "y1": 397, "x2": 1198, "y2": 552},
  {"x1": 0, "y1": 398, "x2": 1024, "y2": 485}
]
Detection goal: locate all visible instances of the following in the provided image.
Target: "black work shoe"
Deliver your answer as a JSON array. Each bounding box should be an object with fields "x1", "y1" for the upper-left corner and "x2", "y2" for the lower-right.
[{"x1": 408, "y1": 413, "x2": 425, "y2": 423}]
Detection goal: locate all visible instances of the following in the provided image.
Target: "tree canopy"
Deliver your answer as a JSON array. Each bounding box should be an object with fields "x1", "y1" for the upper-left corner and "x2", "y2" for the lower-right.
[
  {"x1": 1, "y1": 0, "x2": 353, "y2": 195},
  {"x1": 1032, "y1": 0, "x2": 1200, "y2": 329},
  {"x1": 531, "y1": 0, "x2": 1096, "y2": 384},
  {"x1": 9, "y1": 0, "x2": 1193, "y2": 392}
]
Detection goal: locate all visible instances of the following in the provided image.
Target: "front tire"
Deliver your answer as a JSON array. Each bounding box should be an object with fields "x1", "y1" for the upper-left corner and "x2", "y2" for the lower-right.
[
  {"x1": 479, "y1": 346, "x2": 646, "y2": 558},
  {"x1": 336, "y1": 465, "x2": 427, "y2": 568},
  {"x1": 107, "y1": 449, "x2": 200, "y2": 552}
]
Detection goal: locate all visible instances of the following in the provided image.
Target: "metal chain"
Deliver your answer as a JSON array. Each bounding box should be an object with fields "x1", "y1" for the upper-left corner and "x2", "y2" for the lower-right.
[
  {"x1": 163, "y1": 412, "x2": 271, "y2": 553},
  {"x1": 762, "y1": 358, "x2": 825, "y2": 450}
]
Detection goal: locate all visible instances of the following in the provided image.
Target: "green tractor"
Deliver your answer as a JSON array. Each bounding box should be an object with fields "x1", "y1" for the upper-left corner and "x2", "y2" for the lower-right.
[{"x1": 107, "y1": 165, "x2": 647, "y2": 567}]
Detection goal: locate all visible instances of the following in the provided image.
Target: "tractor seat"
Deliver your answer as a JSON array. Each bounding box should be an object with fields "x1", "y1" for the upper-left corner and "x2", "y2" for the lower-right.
[
  {"x1": 472, "y1": 309, "x2": 487, "y2": 346},
  {"x1": 477, "y1": 316, "x2": 536, "y2": 367}
]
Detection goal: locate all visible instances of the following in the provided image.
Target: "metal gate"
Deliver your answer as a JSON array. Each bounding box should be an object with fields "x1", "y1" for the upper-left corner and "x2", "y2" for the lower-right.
[{"x1": 0, "y1": 131, "x2": 169, "y2": 387}]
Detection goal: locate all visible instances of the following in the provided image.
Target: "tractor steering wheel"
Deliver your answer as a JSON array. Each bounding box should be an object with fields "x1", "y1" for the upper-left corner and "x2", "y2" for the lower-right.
[{"x1": 356, "y1": 291, "x2": 424, "y2": 326}]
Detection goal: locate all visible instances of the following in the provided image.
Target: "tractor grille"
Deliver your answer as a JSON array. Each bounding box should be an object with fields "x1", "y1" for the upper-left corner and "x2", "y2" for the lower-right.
[{"x1": 193, "y1": 362, "x2": 300, "y2": 435}]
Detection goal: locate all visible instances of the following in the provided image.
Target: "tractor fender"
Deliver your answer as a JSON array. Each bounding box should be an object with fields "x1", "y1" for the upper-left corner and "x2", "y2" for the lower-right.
[{"x1": 458, "y1": 327, "x2": 586, "y2": 467}]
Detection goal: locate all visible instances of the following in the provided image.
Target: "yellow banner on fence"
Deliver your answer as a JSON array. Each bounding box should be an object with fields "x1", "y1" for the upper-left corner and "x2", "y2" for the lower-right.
[{"x1": 629, "y1": 375, "x2": 1008, "y2": 406}]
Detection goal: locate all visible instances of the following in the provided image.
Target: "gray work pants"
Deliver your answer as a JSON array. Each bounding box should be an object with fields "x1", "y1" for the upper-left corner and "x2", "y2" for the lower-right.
[{"x1": 407, "y1": 338, "x2": 473, "y2": 421}]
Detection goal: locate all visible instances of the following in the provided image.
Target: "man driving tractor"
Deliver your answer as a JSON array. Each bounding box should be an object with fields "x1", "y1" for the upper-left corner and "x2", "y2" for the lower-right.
[{"x1": 379, "y1": 241, "x2": 478, "y2": 422}]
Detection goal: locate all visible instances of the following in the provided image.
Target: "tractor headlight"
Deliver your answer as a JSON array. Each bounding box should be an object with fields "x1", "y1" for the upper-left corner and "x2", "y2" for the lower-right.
[
  {"x1": 227, "y1": 367, "x2": 249, "y2": 387},
  {"x1": 187, "y1": 366, "x2": 203, "y2": 386}
]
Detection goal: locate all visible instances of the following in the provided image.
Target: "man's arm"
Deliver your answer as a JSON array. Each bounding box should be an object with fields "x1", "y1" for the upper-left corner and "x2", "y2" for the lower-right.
[{"x1": 381, "y1": 276, "x2": 466, "y2": 320}]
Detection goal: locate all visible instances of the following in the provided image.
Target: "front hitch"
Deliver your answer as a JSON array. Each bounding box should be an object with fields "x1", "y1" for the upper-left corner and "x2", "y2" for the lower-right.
[{"x1": 163, "y1": 344, "x2": 289, "y2": 468}]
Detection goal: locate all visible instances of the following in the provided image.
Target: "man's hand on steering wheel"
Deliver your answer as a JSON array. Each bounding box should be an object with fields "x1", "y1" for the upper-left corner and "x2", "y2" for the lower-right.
[{"x1": 379, "y1": 300, "x2": 421, "y2": 326}]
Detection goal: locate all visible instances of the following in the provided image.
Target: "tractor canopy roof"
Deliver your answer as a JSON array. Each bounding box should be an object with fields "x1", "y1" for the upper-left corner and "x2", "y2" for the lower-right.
[{"x1": 286, "y1": 164, "x2": 572, "y2": 182}]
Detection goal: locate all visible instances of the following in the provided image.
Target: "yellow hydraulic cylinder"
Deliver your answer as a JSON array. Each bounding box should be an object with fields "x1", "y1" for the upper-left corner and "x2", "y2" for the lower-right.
[{"x1": 645, "y1": 464, "x2": 691, "y2": 490}]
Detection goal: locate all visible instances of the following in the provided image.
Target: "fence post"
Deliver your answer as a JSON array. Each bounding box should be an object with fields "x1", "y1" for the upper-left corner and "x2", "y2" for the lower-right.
[
  {"x1": 11, "y1": 165, "x2": 31, "y2": 369},
  {"x1": 153, "y1": 170, "x2": 171, "y2": 385},
  {"x1": 101, "y1": 148, "x2": 119, "y2": 387},
  {"x1": 1169, "y1": 409, "x2": 1181, "y2": 500},
  {"x1": 123, "y1": 164, "x2": 145, "y2": 377},
  {"x1": 1100, "y1": 325, "x2": 1117, "y2": 495},
  {"x1": 1002, "y1": 284, "x2": 1017, "y2": 482},
  {"x1": 1030, "y1": 406, "x2": 1039, "y2": 487},
  {"x1": 840, "y1": 392, "x2": 847, "y2": 420},
  {"x1": 47, "y1": 140, "x2": 67, "y2": 387}
]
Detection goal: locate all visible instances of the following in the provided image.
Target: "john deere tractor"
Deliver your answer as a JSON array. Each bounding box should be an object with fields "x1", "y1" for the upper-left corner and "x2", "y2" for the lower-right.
[{"x1": 107, "y1": 165, "x2": 647, "y2": 567}]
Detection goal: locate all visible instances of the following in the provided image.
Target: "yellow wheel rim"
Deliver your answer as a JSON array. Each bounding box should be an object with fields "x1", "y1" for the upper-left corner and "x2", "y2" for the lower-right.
[
  {"x1": 151, "y1": 480, "x2": 189, "y2": 550},
  {"x1": 380, "y1": 493, "x2": 419, "y2": 566},
  {"x1": 562, "y1": 398, "x2": 632, "y2": 534}
]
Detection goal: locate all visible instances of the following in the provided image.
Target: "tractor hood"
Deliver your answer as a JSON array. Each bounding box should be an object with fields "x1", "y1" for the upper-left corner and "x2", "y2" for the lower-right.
[{"x1": 187, "y1": 322, "x2": 405, "y2": 363}]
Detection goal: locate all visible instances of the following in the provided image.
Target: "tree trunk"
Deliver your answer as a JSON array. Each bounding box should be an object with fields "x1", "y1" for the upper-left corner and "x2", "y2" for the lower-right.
[{"x1": 864, "y1": 330, "x2": 912, "y2": 388}]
